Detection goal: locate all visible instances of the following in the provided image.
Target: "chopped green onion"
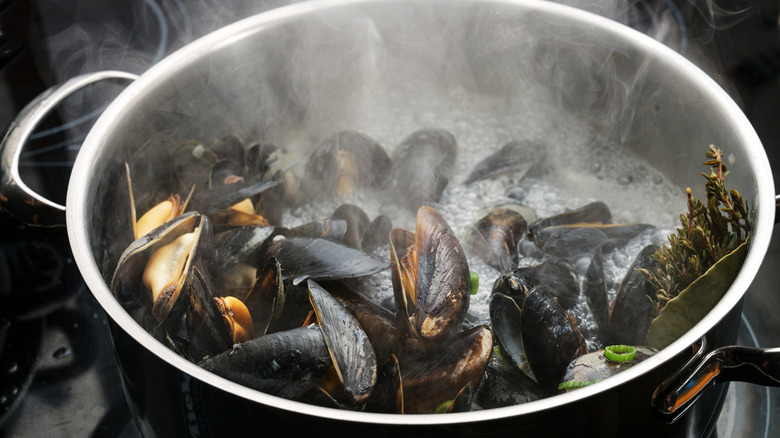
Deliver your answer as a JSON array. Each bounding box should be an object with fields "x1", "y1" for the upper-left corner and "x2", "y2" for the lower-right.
[
  {"x1": 434, "y1": 400, "x2": 453, "y2": 414},
  {"x1": 604, "y1": 345, "x2": 637, "y2": 363},
  {"x1": 558, "y1": 379, "x2": 603, "y2": 390},
  {"x1": 469, "y1": 271, "x2": 480, "y2": 295}
]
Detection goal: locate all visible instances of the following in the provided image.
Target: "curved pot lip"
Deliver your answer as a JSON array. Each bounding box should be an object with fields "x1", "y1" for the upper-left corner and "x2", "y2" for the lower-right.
[{"x1": 66, "y1": 0, "x2": 774, "y2": 425}]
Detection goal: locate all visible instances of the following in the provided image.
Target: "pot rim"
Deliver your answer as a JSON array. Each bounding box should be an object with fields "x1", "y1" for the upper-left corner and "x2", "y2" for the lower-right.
[{"x1": 66, "y1": 0, "x2": 774, "y2": 425}]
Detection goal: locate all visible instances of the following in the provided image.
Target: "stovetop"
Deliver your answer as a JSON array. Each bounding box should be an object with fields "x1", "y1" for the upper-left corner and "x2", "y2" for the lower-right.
[{"x1": 1, "y1": 0, "x2": 779, "y2": 437}]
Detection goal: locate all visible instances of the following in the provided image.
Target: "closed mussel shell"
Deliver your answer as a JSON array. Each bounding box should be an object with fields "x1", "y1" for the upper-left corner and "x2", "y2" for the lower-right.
[
  {"x1": 463, "y1": 139, "x2": 546, "y2": 185},
  {"x1": 331, "y1": 203, "x2": 370, "y2": 250},
  {"x1": 391, "y1": 129, "x2": 457, "y2": 211},
  {"x1": 582, "y1": 246, "x2": 611, "y2": 339},
  {"x1": 520, "y1": 286, "x2": 587, "y2": 390},
  {"x1": 199, "y1": 324, "x2": 331, "y2": 400},
  {"x1": 533, "y1": 223, "x2": 655, "y2": 258},
  {"x1": 511, "y1": 258, "x2": 580, "y2": 311},
  {"x1": 528, "y1": 201, "x2": 612, "y2": 238},
  {"x1": 609, "y1": 244, "x2": 661, "y2": 345}
]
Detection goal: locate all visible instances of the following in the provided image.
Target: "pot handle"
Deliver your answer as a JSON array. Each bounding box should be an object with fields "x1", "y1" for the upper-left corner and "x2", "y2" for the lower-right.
[
  {"x1": 0, "y1": 71, "x2": 139, "y2": 227},
  {"x1": 653, "y1": 341, "x2": 780, "y2": 423}
]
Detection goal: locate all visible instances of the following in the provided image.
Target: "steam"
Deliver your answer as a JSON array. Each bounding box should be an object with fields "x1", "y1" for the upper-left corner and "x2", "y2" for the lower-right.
[{"x1": 22, "y1": 0, "x2": 754, "y2": 212}]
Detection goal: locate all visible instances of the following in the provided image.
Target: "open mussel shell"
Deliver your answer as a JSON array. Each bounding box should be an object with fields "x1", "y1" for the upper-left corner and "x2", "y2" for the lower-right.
[
  {"x1": 390, "y1": 205, "x2": 471, "y2": 342},
  {"x1": 209, "y1": 159, "x2": 246, "y2": 188},
  {"x1": 323, "y1": 281, "x2": 427, "y2": 362},
  {"x1": 110, "y1": 212, "x2": 206, "y2": 332},
  {"x1": 609, "y1": 244, "x2": 662, "y2": 345},
  {"x1": 240, "y1": 257, "x2": 285, "y2": 337},
  {"x1": 391, "y1": 128, "x2": 457, "y2": 211},
  {"x1": 401, "y1": 325, "x2": 493, "y2": 414},
  {"x1": 304, "y1": 130, "x2": 392, "y2": 197},
  {"x1": 188, "y1": 177, "x2": 280, "y2": 217},
  {"x1": 185, "y1": 267, "x2": 235, "y2": 359},
  {"x1": 125, "y1": 162, "x2": 194, "y2": 242},
  {"x1": 465, "y1": 205, "x2": 528, "y2": 273},
  {"x1": 463, "y1": 139, "x2": 546, "y2": 185},
  {"x1": 281, "y1": 218, "x2": 348, "y2": 241},
  {"x1": 199, "y1": 324, "x2": 332, "y2": 400},
  {"x1": 489, "y1": 293, "x2": 534, "y2": 380},
  {"x1": 214, "y1": 226, "x2": 275, "y2": 273},
  {"x1": 308, "y1": 280, "x2": 377, "y2": 405}
]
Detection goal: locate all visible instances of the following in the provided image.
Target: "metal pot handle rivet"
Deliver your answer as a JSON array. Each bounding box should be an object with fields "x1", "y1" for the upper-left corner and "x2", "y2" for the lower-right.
[{"x1": 0, "y1": 71, "x2": 139, "y2": 227}]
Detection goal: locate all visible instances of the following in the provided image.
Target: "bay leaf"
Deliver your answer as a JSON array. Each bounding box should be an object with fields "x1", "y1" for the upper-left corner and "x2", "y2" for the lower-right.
[{"x1": 645, "y1": 241, "x2": 748, "y2": 350}]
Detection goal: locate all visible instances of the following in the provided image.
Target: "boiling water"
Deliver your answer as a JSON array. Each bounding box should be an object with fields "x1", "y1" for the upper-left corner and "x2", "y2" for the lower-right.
[{"x1": 279, "y1": 82, "x2": 687, "y2": 349}]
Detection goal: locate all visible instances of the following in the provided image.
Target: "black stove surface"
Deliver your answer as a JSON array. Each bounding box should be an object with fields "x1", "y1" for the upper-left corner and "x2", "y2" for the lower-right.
[{"x1": 1, "y1": 0, "x2": 779, "y2": 437}]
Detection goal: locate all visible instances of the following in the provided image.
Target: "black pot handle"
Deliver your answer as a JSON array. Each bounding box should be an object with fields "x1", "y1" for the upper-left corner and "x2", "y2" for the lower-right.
[
  {"x1": 0, "y1": 71, "x2": 138, "y2": 227},
  {"x1": 653, "y1": 338, "x2": 780, "y2": 423}
]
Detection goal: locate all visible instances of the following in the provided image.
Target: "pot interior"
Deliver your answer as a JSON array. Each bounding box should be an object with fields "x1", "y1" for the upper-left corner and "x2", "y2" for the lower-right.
[{"x1": 68, "y1": 0, "x2": 772, "y2": 424}]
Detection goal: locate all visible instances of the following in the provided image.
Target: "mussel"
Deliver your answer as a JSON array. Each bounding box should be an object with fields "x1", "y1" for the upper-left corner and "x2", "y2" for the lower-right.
[
  {"x1": 330, "y1": 204, "x2": 393, "y2": 251},
  {"x1": 125, "y1": 162, "x2": 194, "y2": 241},
  {"x1": 465, "y1": 205, "x2": 529, "y2": 272},
  {"x1": 111, "y1": 212, "x2": 208, "y2": 330},
  {"x1": 491, "y1": 258, "x2": 580, "y2": 312},
  {"x1": 464, "y1": 139, "x2": 546, "y2": 185},
  {"x1": 304, "y1": 130, "x2": 392, "y2": 197},
  {"x1": 400, "y1": 325, "x2": 493, "y2": 414},
  {"x1": 390, "y1": 205, "x2": 470, "y2": 342},
  {"x1": 391, "y1": 129, "x2": 457, "y2": 211},
  {"x1": 490, "y1": 285, "x2": 588, "y2": 391},
  {"x1": 199, "y1": 324, "x2": 332, "y2": 399}
]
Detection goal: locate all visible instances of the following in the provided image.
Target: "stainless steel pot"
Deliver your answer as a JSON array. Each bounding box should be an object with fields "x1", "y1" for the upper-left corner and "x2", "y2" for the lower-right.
[{"x1": 1, "y1": 0, "x2": 778, "y2": 436}]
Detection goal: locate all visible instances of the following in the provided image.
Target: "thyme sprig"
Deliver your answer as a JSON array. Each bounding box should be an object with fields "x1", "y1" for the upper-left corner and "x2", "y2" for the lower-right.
[{"x1": 643, "y1": 145, "x2": 751, "y2": 307}]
